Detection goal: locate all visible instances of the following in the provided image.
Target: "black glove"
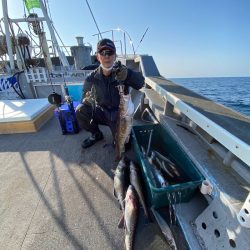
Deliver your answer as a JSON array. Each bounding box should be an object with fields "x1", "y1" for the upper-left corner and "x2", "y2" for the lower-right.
[{"x1": 114, "y1": 63, "x2": 128, "y2": 81}]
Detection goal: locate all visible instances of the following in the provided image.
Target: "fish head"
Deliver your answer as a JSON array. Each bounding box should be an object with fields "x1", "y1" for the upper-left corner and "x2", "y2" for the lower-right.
[
  {"x1": 129, "y1": 161, "x2": 138, "y2": 174},
  {"x1": 129, "y1": 160, "x2": 135, "y2": 168},
  {"x1": 115, "y1": 157, "x2": 127, "y2": 174},
  {"x1": 118, "y1": 157, "x2": 127, "y2": 168},
  {"x1": 125, "y1": 185, "x2": 137, "y2": 208},
  {"x1": 151, "y1": 151, "x2": 156, "y2": 159}
]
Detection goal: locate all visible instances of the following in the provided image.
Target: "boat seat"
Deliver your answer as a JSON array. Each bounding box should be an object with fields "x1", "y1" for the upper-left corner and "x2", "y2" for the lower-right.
[{"x1": 0, "y1": 98, "x2": 54, "y2": 134}]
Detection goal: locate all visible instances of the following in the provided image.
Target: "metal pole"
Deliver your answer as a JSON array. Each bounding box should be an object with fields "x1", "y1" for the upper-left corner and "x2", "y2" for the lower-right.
[
  {"x1": 39, "y1": 32, "x2": 53, "y2": 71},
  {"x1": 119, "y1": 40, "x2": 123, "y2": 56},
  {"x1": 93, "y1": 30, "x2": 113, "y2": 37},
  {"x1": 38, "y1": 0, "x2": 69, "y2": 68},
  {"x1": 124, "y1": 32, "x2": 126, "y2": 57},
  {"x1": 2, "y1": 0, "x2": 15, "y2": 71},
  {"x1": 12, "y1": 17, "x2": 46, "y2": 23},
  {"x1": 124, "y1": 30, "x2": 135, "y2": 56},
  {"x1": 85, "y1": 0, "x2": 102, "y2": 39},
  {"x1": 147, "y1": 130, "x2": 153, "y2": 156}
]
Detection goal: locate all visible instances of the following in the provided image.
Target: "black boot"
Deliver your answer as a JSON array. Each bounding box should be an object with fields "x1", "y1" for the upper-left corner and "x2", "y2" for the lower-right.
[{"x1": 81, "y1": 131, "x2": 104, "y2": 148}]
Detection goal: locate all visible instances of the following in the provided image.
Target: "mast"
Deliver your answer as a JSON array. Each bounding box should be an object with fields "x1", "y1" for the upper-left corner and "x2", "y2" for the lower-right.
[
  {"x1": 38, "y1": 0, "x2": 69, "y2": 68},
  {"x1": 2, "y1": 0, "x2": 15, "y2": 72}
]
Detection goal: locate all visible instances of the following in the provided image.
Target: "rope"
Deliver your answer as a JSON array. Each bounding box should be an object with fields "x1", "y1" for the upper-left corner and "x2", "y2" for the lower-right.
[
  {"x1": 135, "y1": 27, "x2": 149, "y2": 53},
  {"x1": 12, "y1": 20, "x2": 42, "y2": 59},
  {"x1": 8, "y1": 18, "x2": 29, "y2": 70},
  {"x1": 45, "y1": 0, "x2": 53, "y2": 24}
]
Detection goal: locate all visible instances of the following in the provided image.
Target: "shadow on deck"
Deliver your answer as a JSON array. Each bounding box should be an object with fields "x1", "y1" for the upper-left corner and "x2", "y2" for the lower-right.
[{"x1": 0, "y1": 117, "x2": 172, "y2": 250}]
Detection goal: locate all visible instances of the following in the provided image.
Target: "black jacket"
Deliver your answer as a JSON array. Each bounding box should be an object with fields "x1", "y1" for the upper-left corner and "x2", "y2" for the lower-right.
[{"x1": 82, "y1": 66, "x2": 145, "y2": 110}]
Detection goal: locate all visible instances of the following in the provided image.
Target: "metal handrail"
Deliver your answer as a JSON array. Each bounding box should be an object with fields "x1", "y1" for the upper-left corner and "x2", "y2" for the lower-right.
[
  {"x1": 24, "y1": 67, "x2": 93, "y2": 84},
  {"x1": 145, "y1": 76, "x2": 250, "y2": 167}
]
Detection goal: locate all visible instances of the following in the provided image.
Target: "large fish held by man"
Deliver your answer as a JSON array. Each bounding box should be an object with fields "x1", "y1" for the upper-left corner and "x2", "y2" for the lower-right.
[{"x1": 115, "y1": 84, "x2": 134, "y2": 161}]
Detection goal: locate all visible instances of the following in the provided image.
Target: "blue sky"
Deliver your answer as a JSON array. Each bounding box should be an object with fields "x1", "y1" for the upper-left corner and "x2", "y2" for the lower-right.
[{"x1": 2, "y1": 0, "x2": 250, "y2": 77}]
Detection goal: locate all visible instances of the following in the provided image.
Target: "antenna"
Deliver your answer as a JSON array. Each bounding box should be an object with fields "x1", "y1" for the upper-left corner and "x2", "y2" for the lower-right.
[
  {"x1": 135, "y1": 27, "x2": 149, "y2": 53},
  {"x1": 85, "y1": 0, "x2": 102, "y2": 39}
]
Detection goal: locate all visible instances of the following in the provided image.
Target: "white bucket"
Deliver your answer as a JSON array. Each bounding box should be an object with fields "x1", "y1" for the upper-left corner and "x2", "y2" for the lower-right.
[{"x1": 200, "y1": 180, "x2": 213, "y2": 195}]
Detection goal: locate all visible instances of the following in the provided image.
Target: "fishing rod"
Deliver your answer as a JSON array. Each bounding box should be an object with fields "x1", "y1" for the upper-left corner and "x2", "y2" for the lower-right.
[
  {"x1": 135, "y1": 27, "x2": 149, "y2": 53},
  {"x1": 84, "y1": 0, "x2": 102, "y2": 39}
]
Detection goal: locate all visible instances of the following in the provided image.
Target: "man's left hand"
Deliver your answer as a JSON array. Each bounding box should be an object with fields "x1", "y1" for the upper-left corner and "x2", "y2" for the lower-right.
[{"x1": 115, "y1": 65, "x2": 128, "y2": 81}]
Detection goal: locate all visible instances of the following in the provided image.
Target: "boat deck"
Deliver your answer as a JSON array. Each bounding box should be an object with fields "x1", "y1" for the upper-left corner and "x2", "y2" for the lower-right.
[{"x1": 0, "y1": 116, "x2": 172, "y2": 250}]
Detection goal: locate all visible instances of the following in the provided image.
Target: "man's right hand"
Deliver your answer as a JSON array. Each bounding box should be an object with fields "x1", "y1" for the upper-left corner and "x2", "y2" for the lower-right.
[{"x1": 115, "y1": 64, "x2": 128, "y2": 82}]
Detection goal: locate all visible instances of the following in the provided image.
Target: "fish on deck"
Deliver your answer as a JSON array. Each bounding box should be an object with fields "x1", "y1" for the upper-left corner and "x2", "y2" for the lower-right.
[
  {"x1": 124, "y1": 185, "x2": 139, "y2": 250},
  {"x1": 113, "y1": 157, "x2": 129, "y2": 212},
  {"x1": 129, "y1": 160, "x2": 149, "y2": 219}
]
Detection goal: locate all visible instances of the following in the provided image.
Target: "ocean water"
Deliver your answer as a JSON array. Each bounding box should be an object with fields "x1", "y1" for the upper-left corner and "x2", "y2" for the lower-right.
[{"x1": 169, "y1": 77, "x2": 250, "y2": 118}]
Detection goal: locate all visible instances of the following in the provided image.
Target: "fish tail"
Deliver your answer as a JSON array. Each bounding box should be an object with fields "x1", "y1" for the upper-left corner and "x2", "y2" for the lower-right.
[
  {"x1": 113, "y1": 188, "x2": 117, "y2": 198},
  {"x1": 118, "y1": 213, "x2": 125, "y2": 229},
  {"x1": 115, "y1": 153, "x2": 121, "y2": 162},
  {"x1": 115, "y1": 146, "x2": 121, "y2": 161},
  {"x1": 144, "y1": 208, "x2": 150, "y2": 219},
  {"x1": 115, "y1": 145, "x2": 125, "y2": 162},
  {"x1": 125, "y1": 233, "x2": 133, "y2": 250}
]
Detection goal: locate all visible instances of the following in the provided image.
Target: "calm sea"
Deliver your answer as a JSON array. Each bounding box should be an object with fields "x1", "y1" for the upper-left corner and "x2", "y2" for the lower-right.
[{"x1": 169, "y1": 77, "x2": 250, "y2": 118}]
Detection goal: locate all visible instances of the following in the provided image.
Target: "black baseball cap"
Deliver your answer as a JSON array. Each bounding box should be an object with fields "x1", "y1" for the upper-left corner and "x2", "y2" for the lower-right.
[{"x1": 97, "y1": 38, "x2": 116, "y2": 53}]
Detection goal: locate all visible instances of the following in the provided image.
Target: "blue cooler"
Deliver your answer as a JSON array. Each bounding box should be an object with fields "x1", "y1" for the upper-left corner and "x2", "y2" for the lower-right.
[{"x1": 54, "y1": 101, "x2": 80, "y2": 134}]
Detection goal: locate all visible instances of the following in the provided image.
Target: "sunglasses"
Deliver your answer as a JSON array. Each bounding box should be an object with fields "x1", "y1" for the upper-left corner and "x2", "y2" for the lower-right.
[{"x1": 99, "y1": 50, "x2": 115, "y2": 57}]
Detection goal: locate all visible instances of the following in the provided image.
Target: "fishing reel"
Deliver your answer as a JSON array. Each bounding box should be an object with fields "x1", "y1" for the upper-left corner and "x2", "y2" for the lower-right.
[{"x1": 48, "y1": 92, "x2": 62, "y2": 107}]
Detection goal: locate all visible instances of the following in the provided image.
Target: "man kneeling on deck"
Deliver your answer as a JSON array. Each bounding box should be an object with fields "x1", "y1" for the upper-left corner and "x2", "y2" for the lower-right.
[{"x1": 76, "y1": 38, "x2": 145, "y2": 148}]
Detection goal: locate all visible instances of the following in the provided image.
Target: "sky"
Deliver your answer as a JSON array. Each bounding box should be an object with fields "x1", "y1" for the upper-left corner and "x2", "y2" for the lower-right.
[{"x1": 1, "y1": 0, "x2": 250, "y2": 78}]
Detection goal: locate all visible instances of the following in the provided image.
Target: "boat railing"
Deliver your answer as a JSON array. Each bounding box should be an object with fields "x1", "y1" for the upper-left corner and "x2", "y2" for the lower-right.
[
  {"x1": 135, "y1": 55, "x2": 250, "y2": 168},
  {"x1": 24, "y1": 67, "x2": 93, "y2": 84},
  {"x1": 144, "y1": 76, "x2": 250, "y2": 168},
  {"x1": 117, "y1": 54, "x2": 137, "y2": 59}
]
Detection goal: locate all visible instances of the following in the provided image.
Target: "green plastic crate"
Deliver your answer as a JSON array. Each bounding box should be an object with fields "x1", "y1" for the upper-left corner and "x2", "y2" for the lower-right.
[{"x1": 132, "y1": 124, "x2": 204, "y2": 208}]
